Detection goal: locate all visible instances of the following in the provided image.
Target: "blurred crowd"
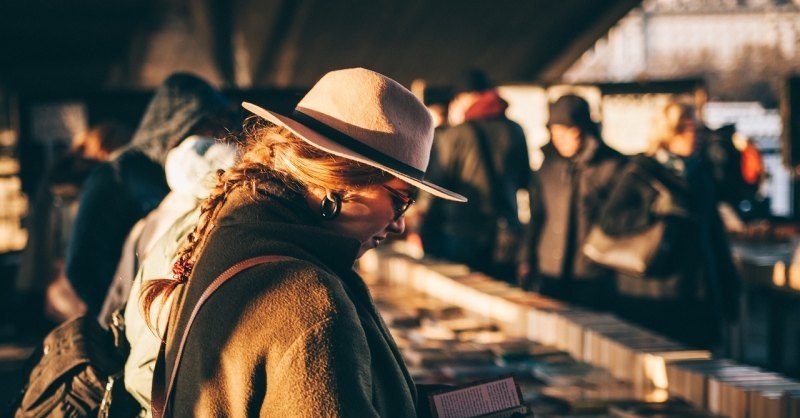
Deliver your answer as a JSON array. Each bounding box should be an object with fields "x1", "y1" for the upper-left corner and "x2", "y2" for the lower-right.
[
  {"x1": 13, "y1": 69, "x2": 763, "y2": 377},
  {"x1": 409, "y1": 70, "x2": 760, "y2": 355}
]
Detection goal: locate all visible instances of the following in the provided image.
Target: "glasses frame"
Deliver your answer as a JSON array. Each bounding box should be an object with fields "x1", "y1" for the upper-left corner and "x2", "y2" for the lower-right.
[{"x1": 381, "y1": 185, "x2": 416, "y2": 221}]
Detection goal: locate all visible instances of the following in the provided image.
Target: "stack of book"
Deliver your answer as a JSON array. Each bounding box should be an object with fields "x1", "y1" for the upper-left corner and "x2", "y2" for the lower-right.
[
  {"x1": 608, "y1": 399, "x2": 722, "y2": 417},
  {"x1": 666, "y1": 359, "x2": 800, "y2": 418},
  {"x1": 360, "y1": 248, "x2": 800, "y2": 418}
]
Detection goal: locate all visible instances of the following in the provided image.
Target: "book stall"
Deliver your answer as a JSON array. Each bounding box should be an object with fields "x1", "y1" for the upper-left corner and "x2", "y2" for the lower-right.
[{"x1": 360, "y1": 248, "x2": 800, "y2": 418}]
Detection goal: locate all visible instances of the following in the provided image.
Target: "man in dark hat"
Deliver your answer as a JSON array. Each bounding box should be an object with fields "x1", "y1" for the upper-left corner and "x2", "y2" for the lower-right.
[
  {"x1": 420, "y1": 69, "x2": 529, "y2": 282},
  {"x1": 520, "y1": 94, "x2": 626, "y2": 310}
]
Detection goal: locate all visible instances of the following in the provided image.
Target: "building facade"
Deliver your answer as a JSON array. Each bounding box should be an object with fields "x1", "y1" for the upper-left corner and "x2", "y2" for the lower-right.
[{"x1": 565, "y1": 0, "x2": 800, "y2": 104}]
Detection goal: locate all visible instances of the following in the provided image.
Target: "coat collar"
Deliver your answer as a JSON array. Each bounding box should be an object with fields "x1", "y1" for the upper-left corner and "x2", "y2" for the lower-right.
[
  {"x1": 214, "y1": 180, "x2": 362, "y2": 276},
  {"x1": 541, "y1": 133, "x2": 606, "y2": 167}
]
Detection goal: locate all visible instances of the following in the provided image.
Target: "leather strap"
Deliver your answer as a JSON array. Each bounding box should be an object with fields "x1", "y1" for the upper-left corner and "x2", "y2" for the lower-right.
[{"x1": 151, "y1": 255, "x2": 296, "y2": 418}]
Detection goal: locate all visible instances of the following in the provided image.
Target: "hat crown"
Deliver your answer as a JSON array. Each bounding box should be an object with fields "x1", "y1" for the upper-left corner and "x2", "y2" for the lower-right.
[
  {"x1": 548, "y1": 94, "x2": 593, "y2": 128},
  {"x1": 295, "y1": 68, "x2": 434, "y2": 171}
]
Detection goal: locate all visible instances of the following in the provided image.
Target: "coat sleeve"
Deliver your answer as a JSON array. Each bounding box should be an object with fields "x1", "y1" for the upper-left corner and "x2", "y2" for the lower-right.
[
  {"x1": 65, "y1": 165, "x2": 138, "y2": 313},
  {"x1": 519, "y1": 171, "x2": 545, "y2": 289}
]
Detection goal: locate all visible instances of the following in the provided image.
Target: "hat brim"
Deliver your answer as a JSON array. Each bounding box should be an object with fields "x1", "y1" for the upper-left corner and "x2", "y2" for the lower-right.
[{"x1": 242, "y1": 102, "x2": 467, "y2": 202}]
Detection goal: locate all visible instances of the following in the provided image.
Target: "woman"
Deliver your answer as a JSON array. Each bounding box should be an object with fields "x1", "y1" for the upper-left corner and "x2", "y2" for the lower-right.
[
  {"x1": 90, "y1": 136, "x2": 238, "y2": 417},
  {"x1": 141, "y1": 68, "x2": 466, "y2": 417},
  {"x1": 599, "y1": 101, "x2": 740, "y2": 352}
]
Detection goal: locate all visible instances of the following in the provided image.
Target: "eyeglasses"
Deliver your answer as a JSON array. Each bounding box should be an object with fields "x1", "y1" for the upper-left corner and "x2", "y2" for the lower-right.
[{"x1": 381, "y1": 185, "x2": 417, "y2": 221}]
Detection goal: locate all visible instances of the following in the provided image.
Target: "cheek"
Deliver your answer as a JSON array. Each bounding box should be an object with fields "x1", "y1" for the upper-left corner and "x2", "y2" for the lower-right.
[{"x1": 336, "y1": 203, "x2": 393, "y2": 241}]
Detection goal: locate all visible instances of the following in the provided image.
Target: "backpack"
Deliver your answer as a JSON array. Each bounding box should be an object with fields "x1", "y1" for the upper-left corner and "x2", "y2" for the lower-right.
[{"x1": 11, "y1": 311, "x2": 140, "y2": 418}]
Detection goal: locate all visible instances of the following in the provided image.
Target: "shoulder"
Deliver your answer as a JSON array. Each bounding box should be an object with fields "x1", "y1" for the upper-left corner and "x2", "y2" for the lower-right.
[
  {"x1": 181, "y1": 258, "x2": 365, "y2": 364},
  {"x1": 490, "y1": 117, "x2": 524, "y2": 134},
  {"x1": 72, "y1": 163, "x2": 126, "y2": 216},
  {"x1": 594, "y1": 141, "x2": 626, "y2": 163},
  {"x1": 112, "y1": 150, "x2": 165, "y2": 185},
  {"x1": 80, "y1": 161, "x2": 116, "y2": 191},
  {"x1": 208, "y1": 259, "x2": 359, "y2": 330},
  {"x1": 439, "y1": 123, "x2": 477, "y2": 141}
]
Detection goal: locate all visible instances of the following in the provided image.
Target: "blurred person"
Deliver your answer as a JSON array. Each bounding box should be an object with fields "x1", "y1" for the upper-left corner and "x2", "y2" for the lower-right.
[
  {"x1": 420, "y1": 69, "x2": 529, "y2": 282},
  {"x1": 424, "y1": 86, "x2": 452, "y2": 131},
  {"x1": 15, "y1": 122, "x2": 132, "y2": 327},
  {"x1": 141, "y1": 68, "x2": 466, "y2": 417},
  {"x1": 598, "y1": 101, "x2": 740, "y2": 351},
  {"x1": 739, "y1": 136, "x2": 764, "y2": 189},
  {"x1": 520, "y1": 94, "x2": 625, "y2": 311},
  {"x1": 409, "y1": 85, "x2": 452, "y2": 252},
  {"x1": 65, "y1": 73, "x2": 234, "y2": 314},
  {"x1": 701, "y1": 124, "x2": 764, "y2": 218}
]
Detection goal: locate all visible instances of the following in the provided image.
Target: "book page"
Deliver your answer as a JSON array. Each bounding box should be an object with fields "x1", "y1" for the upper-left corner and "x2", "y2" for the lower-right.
[{"x1": 431, "y1": 376, "x2": 521, "y2": 418}]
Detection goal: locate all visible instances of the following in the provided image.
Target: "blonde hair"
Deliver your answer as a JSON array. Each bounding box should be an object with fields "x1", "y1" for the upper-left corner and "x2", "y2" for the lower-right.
[
  {"x1": 647, "y1": 101, "x2": 696, "y2": 155},
  {"x1": 140, "y1": 118, "x2": 391, "y2": 331}
]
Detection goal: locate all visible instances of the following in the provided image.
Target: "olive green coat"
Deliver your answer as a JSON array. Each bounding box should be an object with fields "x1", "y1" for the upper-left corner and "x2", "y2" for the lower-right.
[{"x1": 161, "y1": 183, "x2": 417, "y2": 417}]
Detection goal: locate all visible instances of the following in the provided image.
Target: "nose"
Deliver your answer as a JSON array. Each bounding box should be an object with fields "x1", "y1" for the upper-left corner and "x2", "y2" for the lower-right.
[{"x1": 388, "y1": 216, "x2": 406, "y2": 235}]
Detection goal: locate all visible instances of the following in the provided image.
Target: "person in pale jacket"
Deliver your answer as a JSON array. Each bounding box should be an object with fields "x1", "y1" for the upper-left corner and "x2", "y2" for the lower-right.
[{"x1": 95, "y1": 135, "x2": 238, "y2": 416}]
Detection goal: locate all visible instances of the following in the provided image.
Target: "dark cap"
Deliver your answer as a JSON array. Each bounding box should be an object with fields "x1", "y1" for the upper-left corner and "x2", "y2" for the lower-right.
[
  {"x1": 548, "y1": 94, "x2": 595, "y2": 132},
  {"x1": 453, "y1": 68, "x2": 493, "y2": 94}
]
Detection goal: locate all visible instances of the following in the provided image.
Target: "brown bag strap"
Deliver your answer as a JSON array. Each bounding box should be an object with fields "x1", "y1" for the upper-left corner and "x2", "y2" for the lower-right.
[{"x1": 151, "y1": 255, "x2": 297, "y2": 418}]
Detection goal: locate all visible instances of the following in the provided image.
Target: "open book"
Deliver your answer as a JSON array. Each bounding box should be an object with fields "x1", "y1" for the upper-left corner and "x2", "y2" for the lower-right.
[{"x1": 428, "y1": 375, "x2": 531, "y2": 418}]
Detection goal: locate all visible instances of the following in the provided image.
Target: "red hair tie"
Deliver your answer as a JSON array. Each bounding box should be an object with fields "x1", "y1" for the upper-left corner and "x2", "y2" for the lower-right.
[{"x1": 172, "y1": 259, "x2": 193, "y2": 282}]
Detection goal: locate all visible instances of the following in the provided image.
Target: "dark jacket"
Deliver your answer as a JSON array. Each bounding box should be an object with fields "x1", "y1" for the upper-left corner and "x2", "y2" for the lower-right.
[
  {"x1": 65, "y1": 74, "x2": 231, "y2": 313},
  {"x1": 598, "y1": 153, "x2": 741, "y2": 321},
  {"x1": 525, "y1": 136, "x2": 626, "y2": 282},
  {"x1": 422, "y1": 94, "x2": 529, "y2": 269},
  {"x1": 162, "y1": 182, "x2": 417, "y2": 417}
]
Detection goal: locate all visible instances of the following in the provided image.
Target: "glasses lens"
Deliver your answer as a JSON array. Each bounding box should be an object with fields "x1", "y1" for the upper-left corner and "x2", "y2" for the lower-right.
[{"x1": 383, "y1": 185, "x2": 415, "y2": 220}]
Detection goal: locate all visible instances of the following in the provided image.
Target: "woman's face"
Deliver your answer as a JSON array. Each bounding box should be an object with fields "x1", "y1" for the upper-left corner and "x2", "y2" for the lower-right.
[{"x1": 322, "y1": 178, "x2": 416, "y2": 258}]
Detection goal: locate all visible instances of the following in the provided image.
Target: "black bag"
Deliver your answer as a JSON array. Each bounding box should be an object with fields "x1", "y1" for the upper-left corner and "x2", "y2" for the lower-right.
[
  {"x1": 582, "y1": 158, "x2": 692, "y2": 278},
  {"x1": 12, "y1": 311, "x2": 140, "y2": 418},
  {"x1": 583, "y1": 219, "x2": 670, "y2": 277}
]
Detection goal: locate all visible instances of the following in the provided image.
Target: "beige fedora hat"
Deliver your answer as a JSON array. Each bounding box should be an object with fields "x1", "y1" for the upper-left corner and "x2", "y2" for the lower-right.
[{"x1": 242, "y1": 68, "x2": 466, "y2": 202}]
